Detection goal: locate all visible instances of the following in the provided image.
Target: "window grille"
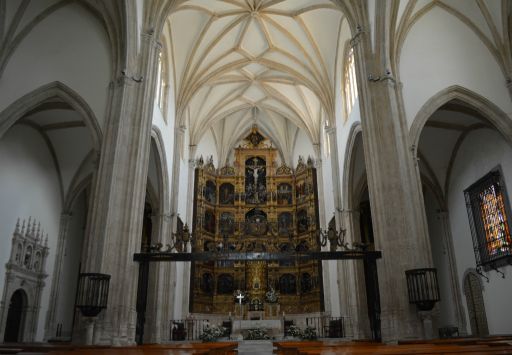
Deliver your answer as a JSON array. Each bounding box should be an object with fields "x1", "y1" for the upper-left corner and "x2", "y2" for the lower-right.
[{"x1": 464, "y1": 168, "x2": 512, "y2": 270}]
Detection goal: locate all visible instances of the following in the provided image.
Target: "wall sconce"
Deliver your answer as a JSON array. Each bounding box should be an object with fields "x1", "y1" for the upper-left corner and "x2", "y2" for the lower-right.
[{"x1": 317, "y1": 224, "x2": 348, "y2": 251}]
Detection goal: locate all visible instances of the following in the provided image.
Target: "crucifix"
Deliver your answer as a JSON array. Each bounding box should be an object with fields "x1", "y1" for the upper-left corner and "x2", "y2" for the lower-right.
[
  {"x1": 236, "y1": 290, "x2": 245, "y2": 305},
  {"x1": 246, "y1": 157, "x2": 263, "y2": 203},
  {"x1": 235, "y1": 290, "x2": 245, "y2": 336}
]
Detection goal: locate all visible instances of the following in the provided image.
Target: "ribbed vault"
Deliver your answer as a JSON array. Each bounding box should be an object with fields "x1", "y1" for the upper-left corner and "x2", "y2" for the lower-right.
[{"x1": 163, "y1": 0, "x2": 349, "y2": 160}]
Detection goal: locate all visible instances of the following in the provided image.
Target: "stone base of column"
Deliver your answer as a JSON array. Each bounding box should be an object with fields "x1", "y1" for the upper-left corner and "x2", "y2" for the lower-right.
[{"x1": 380, "y1": 308, "x2": 423, "y2": 342}]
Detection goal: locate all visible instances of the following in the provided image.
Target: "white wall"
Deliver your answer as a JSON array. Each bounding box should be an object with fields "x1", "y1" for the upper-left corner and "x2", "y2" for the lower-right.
[
  {"x1": 54, "y1": 191, "x2": 87, "y2": 338},
  {"x1": 0, "y1": 125, "x2": 62, "y2": 341},
  {"x1": 423, "y1": 187, "x2": 457, "y2": 328},
  {"x1": 292, "y1": 129, "x2": 315, "y2": 166},
  {"x1": 196, "y1": 129, "x2": 218, "y2": 167},
  {"x1": 447, "y1": 128, "x2": 512, "y2": 334},
  {"x1": 400, "y1": 7, "x2": 512, "y2": 128},
  {"x1": 47, "y1": 128, "x2": 92, "y2": 197},
  {"x1": 0, "y1": 3, "x2": 111, "y2": 130}
]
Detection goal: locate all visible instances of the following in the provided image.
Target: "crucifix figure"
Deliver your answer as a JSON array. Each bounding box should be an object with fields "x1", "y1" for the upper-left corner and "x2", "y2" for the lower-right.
[
  {"x1": 246, "y1": 157, "x2": 260, "y2": 182},
  {"x1": 246, "y1": 157, "x2": 263, "y2": 203}
]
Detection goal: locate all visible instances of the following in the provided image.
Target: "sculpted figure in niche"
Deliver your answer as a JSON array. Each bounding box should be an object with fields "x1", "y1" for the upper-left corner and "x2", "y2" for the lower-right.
[{"x1": 219, "y1": 183, "x2": 235, "y2": 205}]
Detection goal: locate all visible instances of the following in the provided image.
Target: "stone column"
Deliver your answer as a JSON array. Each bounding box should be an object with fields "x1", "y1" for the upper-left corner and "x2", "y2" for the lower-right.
[
  {"x1": 337, "y1": 208, "x2": 370, "y2": 339},
  {"x1": 315, "y1": 156, "x2": 332, "y2": 315},
  {"x1": 44, "y1": 212, "x2": 72, "y2": 340},
  {"x1": 438, "y1": 210, "x2": 467, "y2": 335},
  {"x1": 144, "y1": 211, "x2": 173, "y2": 343},
  {"x1": 180, "y1": 149, "x2": 197, "y2": 317},
  {"x1": 78, "y1": 30, "x2": 161, "y2": 345},
  {"x1": 352, "y1": 36, "x2": 433, "y2": 340}
]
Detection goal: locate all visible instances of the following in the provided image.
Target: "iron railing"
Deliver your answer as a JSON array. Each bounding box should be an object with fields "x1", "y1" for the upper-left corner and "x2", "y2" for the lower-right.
[
  {"x1": 305, "y1": 316, "x2": 351, "y2": 338},
  {"x1": 169, "y1": 318, "x2": 213, "y2": 341}
]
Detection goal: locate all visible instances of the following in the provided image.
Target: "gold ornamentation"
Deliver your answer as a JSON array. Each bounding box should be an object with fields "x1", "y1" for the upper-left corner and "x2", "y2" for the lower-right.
[
  {"x1": 276, "y1": 163, "x2": 292, "y2": 176},
  {"x1": 220, "y1": 164, "x2": 235, "y2": 176},
  {"x1": 296, "y1": 156, "x2": 307, "y2": 174}
]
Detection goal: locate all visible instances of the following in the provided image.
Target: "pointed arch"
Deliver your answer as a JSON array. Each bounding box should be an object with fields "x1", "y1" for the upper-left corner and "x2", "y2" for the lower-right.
[
  {"x1": 342, "y1": 122, "x2": 363, "y2": 209},
  {"x1": 151, "y1": 126, "x2": 170, "y2": 216},
  {"x1": 409, "y1": 85, "x2": 512, "y2": 149},
  {"x1": 0, "y1": 81, "x2": 102, "y2": 150}
]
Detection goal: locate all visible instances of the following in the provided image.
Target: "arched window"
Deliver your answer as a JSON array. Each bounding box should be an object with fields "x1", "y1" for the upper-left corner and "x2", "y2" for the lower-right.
[
  {"x1": 24, "y1": 246, "x2": 32, "y2": 269},
  {"x1": 155, "y1": 50, "x2": 168, "y2": 119},
  {"x1": 33, "y1": 252, "x2": 41, "y2": 271},
  {"x1": 343, "y1": 47, "x2": 358, "y2": 118},
  {"x1": 15, "y1": 244, "x2": 22, "y2": 263}
]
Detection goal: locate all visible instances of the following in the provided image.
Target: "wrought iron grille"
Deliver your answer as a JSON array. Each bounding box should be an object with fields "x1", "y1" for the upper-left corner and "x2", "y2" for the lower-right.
[
  {"x1": 405, "y1": 268, "x2": 440, "y2": 311},
  {"x1": 464, "y1": 169, "x2": 512, "y2": 270},
  {"x1": 75, "y1": 273, "x2": 110, "y2": 317}
]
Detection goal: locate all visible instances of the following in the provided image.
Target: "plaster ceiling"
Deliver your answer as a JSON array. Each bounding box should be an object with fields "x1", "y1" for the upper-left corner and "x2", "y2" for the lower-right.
[{"x1": 164, "y1": 0, "x2": 349, "y2": 162}]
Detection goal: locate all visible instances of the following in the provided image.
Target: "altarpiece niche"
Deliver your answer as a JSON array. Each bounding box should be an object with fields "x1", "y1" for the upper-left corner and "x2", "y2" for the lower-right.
[{"x1": 190, "y1": 126, "x2": 323, "y2": 316}]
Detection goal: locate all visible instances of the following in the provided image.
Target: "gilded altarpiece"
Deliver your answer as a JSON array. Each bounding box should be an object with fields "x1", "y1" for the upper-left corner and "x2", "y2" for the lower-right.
[{"x1": 190, "y1": 128, "x2": 323, "y2": 316}]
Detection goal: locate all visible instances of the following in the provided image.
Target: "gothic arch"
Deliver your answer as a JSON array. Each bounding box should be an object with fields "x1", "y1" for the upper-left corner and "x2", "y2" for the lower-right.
[
  {"x1": 462, "y1": 269, "x2": 489, "y2": 336},
  {"x1": 342, "y1": 122, "x2": 363, "y2": 209},
  {"x1": 409, "y1": 85, "x2": 512, "y2": 150},
  {"x1": 150, "y1": 126, "x2": 170, "y2": 216},
  {"x1": 0, "y1": 81, "x2": 102, "y2": 150}
]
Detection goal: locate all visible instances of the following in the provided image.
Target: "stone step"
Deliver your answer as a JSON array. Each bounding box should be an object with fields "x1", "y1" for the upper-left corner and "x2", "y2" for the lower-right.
[{"x1": 237, "y1": 340, "x2": 274, "y2": 355}]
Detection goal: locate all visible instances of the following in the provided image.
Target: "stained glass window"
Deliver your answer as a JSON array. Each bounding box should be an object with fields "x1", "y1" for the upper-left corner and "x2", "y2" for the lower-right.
[{"x1": 465, "y1": 168, "x2": 512, "y2": 268}]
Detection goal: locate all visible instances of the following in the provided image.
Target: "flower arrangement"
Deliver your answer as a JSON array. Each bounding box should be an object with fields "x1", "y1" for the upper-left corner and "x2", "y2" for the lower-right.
[
  {"x1": 245, "y1": 327, "x2": 271, "y2": 340},
  {"x1": 286, "y1": 324, "x2": 302, "y2": 338},
  {"x1": 199, "y1": 325, "x2": 227, "y2": 342},
  {"x1": 300, "y1": 326, "x2": 318, "y2": 340}
]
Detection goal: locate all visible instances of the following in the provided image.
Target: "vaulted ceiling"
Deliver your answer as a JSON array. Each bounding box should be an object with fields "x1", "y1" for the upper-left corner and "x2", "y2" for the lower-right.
[{"x1": 163, "y1": 0, "x2": 350, "y2": 163}]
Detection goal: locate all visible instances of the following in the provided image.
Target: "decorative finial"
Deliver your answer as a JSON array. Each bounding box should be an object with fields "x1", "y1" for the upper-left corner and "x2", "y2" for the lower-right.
[
  {"x1": 31, "y1": 219, "x2": 37, "y2": 237},
  {"x1": 36, "y1": 222, "x2": 41, "y2": 241},
  {"x1": 21, "y1": 219, "x2": 26, "y2": 235},
  {"x1": 15, "y1": 218, "x2": 20, "y2": 234},
  {"x1": 26, "y1": 217, "x2": 32, "y2": 237},
  {"x1": 45, "y1": 234, "x2": 48, "y2": 247}
]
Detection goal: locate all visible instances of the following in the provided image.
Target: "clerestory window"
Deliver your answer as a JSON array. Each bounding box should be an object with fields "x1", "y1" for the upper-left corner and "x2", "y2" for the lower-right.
[{"x1": 343, "y1": 47, "x2": 358, "y2": 118}]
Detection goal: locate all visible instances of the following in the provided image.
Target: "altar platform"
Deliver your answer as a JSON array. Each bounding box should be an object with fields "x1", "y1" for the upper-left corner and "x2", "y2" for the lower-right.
[{"x1": 231, "y1": 319, "x2": 283, "y2": 339}]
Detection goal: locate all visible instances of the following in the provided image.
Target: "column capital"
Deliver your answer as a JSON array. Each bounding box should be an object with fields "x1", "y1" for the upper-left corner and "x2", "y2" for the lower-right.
[
  {"x1": 140, "y1": 28, "x2": 161, "y2": 49},
  {"x1": 324, "y1": 125, "x2": 337, "y2": 136}
]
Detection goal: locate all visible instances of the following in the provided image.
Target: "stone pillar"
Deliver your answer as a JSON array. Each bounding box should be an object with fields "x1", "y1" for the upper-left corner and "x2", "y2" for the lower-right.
[
  {"x1": 144, "y1": 212, "x2": 173, "y2": 343},
  {"x1": 437, "y1": 210, "x2": 467, "y2": 335},
  {"x1": 352, "y1": 39, "x2": 433, "y2": 341},
  {"x1": 337, "y1": 209, "x2": 370, "y2": 339},
  {"x1": 44, "y1": 212, "x2": 72, "y2": 340},
  {"x1": 78, "y1": 30, "x2": 161, "y2": 345}
]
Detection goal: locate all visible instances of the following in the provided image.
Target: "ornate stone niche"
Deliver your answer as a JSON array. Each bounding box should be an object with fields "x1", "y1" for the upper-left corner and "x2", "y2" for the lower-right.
[{"x1": 0, "y1": 218, "x2": 49, "y2": 342}]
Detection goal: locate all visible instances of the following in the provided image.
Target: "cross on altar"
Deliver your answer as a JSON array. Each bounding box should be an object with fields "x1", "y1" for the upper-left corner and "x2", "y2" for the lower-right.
[{"x1": 235, "y1": 291, "x2": 245, "y2": 305}]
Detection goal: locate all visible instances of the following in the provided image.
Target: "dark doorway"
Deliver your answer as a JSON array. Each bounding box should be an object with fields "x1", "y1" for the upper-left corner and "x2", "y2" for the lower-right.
[
  {"x1": 359, "y1": 197, "x2": 381, "y2": 341},
  {"x1": 4, "y1": 289, "x2": 27, "y2": 342},
  {"x1": 136, "y1": 201, "x2": 153, "y2": 345},
  {"x1": 464, "y1": 272, "x2": 489, "y2": 336}
]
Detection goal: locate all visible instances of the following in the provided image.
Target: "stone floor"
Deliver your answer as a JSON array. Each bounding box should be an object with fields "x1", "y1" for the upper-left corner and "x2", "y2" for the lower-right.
[{"x1": 237, "y1": 340, "x2": 274, "y2": 354}]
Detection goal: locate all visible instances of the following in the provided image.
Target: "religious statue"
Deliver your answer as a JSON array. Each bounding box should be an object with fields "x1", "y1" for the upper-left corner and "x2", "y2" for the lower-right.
[{"x1": 265, "y1": 286, "x2": 279, "y2": 304}]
